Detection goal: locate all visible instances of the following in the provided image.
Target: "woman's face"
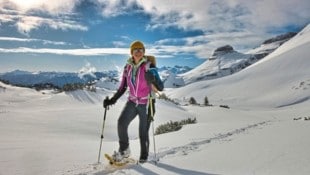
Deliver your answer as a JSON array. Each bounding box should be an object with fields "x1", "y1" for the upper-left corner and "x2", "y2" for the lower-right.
[{"x1": 132, "y1": 48, "x2": 144, "y2": 62}]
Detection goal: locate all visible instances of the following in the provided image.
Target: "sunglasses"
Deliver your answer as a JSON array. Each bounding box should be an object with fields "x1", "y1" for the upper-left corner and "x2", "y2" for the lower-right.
[{"x1": 132, "y1": 48, "x2": 144, "y2": 54}]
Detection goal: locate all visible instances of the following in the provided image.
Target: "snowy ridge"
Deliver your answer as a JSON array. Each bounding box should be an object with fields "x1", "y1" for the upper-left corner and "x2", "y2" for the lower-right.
[
  {"x1": 0, "y1": 66, "x2": 191, "y2": 90},
  {"x1": 168, "y1": 24, "x2": 310, "y2": 108},
  {"x1": 254, "y1": 25, "x2": 310, "y2": 65},
  {"x1": 166, "y1": 32, "x2": 296, "y2": 86},
  {"x1": 0, "y1": 70, "x2": 118, "y2": 89},
  {"x1": 246, "y1": 32, "x2": 297, "y2": 55},
  {"x1": 181, "y1": 45, "x2": 252, "y2": 85}
]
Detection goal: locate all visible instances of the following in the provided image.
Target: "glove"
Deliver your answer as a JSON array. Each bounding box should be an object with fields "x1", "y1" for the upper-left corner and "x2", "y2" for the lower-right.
[
  {"x1": 103, "y1": 97, "x2": 116, "y2": 108},
  {"x1": 147, "y1": 99, "x2": 155, "y2": 122},
  {"x1": 145, "y1": 71, "x2": 156, "y2": 85}
]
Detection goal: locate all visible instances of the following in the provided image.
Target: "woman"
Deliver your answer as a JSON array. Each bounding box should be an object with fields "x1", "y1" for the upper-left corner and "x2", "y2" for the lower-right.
[{"x1": 103, "y1": 40, "x2": 163, "y2": 163}]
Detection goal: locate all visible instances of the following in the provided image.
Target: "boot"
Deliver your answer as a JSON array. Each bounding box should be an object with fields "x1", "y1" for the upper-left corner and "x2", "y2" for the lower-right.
[{"x1": 112, "y1": 148, "x2": 131, "y2": 162}]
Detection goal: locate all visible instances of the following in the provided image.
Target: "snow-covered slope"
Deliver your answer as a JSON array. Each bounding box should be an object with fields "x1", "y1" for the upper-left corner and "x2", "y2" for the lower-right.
[
  {"x1": 178, "y1": 32, "x2": 296, "y2": 86},
  {"x1": 180, "y1": 45, "x2": 251, "y2": 85},
  {"x1": 246, "y1": 32, "x2": 297, "y2": 56},
  {"x1": 168, "y1": 25, "x2": 310, "y2": 108},
  {"x1": 2, "y1": 79, "x2": 309, "y2": 175},
  {"x1": 0, "y1": 81, "x2": 192, "y2": 175},
  {"x1": 181, "y1": 45, "x2": 254, "y2": 85}
]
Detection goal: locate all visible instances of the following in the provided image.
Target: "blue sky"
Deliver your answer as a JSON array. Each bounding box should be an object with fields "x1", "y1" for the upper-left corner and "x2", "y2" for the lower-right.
[{"x1": 0, "y1": 0, "x2": 309, "y2": 72}]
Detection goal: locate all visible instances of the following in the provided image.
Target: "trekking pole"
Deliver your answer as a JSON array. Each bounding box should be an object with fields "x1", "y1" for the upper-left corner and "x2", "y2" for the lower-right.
[
  {"x1": 149, "y1": 97, "x2": 158, "y2": 165},
  {"x1": 97, "y1": 96, "x2": 109, "y2": 164}
]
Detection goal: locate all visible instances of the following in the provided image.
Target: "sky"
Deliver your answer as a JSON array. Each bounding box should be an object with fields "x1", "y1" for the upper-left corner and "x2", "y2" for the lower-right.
[{"x1": 0, "y1": 0, "x2": 309, "y2": 72}]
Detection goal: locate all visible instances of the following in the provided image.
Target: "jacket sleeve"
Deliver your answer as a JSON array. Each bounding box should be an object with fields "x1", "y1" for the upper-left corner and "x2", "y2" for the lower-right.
[
  {"x1": 149, "y1": 68, "x2": 164, "y2": 91},
  {"x1": 111, "y1": 66, "x2": 128, "y2": 102}
]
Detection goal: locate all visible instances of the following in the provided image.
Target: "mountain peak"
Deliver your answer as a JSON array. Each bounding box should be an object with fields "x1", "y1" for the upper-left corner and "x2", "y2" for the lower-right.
[
  {"x1": 262, "y1": 32, "x2": 297, "y2": 45},
  {"x1": 210, "y1": 45, "x2": 235, "y2": 60},
  {"x1": 214, "y1": 45, "x2": 234, "y2": 53}
]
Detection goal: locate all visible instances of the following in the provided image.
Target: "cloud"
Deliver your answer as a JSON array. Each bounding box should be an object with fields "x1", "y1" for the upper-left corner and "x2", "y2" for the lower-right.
[
  {"x1": 153, "y1": 30, "x2": 265, "y2": 59},
  {"x1": 0, "y1": 37, "x2": 37, "y2": 42},
  {"x1": 78, "y1": 62, "x2": 96, "y2": 79},
  {"x1": 0, "y1": 0, "x2": 87, "y2": 34},
  {"x1": 112, "y1": 41, "x2": 127, "y2": 47},
  {"x1": 2, "y1": 0, "x2": 309, "y2": 35},
  {"x1": 0, "y1": 47, "x2": 129, "y2": 56},
  {"x1": 15, "y1": 15, "x2": 88, "y2": 34},
  {"x1": 137, "y1": 0, "x2": 310, "y2": 33},
  {"x1": 0, "y1": 46, "x2": 177, "y2": 59},
  {"x1": 245, "y1": 0, "x2": 310, "y2": 30},
  {"x1": 96, "y1": 0, "x2": 139, "y2": 17},
  {"x1": 0, "y1": 37, "x2": 68, "y2": 45},
  {"x1": 135, "y1": 0, "x2": 310, "y2": 58},
  {"x1": 2, "y1": 0, "x2": 76, "y2": 14},
  {"x1": 3, "y1": 0, "x2": 309, "y2": 34}
]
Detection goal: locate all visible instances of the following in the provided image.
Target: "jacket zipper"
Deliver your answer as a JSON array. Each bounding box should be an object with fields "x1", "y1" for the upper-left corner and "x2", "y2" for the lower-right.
[{"x1": 135, "y1": 66, "x2": 141, "y2": 105}]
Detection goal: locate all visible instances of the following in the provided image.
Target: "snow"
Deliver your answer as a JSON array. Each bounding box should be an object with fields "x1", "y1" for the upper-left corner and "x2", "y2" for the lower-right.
[
  {"x1": 180, "y1": 49, "x2": 252, "y2": 85},
  {"x1": 168, "y1": 24, "x2": 310, "y2": 109},
  {"x1": 1, "y1": 25, "x2": 310, "y2": 175},
  {"x1": 164, "y1": 32, "x2": 296, "y2": 87}
]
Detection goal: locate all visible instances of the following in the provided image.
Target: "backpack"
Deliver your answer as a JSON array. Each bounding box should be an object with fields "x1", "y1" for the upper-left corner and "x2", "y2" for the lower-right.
[
  {"x1": 145, "y1": 55, "x2": 157, "y2": 119},
  {"x1": 145, "y1": 55, "x2": 156, "y2": 67}
]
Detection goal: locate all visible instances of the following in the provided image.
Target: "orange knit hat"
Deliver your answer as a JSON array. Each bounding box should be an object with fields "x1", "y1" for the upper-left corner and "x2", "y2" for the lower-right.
[{"x1": 130, "y1": 40, "x2": 145, "y2": 54}]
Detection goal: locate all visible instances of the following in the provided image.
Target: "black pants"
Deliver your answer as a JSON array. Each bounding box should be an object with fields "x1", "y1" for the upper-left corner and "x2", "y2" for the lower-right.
[{"x1": 118, "y1": 101, "x2": 152, "y2": 159}]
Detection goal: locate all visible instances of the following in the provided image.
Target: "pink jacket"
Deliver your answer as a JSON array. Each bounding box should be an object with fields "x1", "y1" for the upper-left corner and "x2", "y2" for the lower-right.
[{"x1": 117, "y1": 57, "x2": 152, "y2": 104}]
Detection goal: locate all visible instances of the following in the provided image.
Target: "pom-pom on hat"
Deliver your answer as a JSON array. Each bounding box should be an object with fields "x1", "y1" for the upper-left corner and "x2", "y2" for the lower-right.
[{"x1": 130, "y1": 40, "x2": 145, "y2": 54}]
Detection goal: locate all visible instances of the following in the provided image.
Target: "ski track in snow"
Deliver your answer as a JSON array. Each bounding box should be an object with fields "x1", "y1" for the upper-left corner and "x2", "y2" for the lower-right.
[
  {"x1": 62, "y1": 162, "x2": 138, "y2": 175},
  {"x1": 154, "y1": 120, "x2": 271, "y2": 160},
  {"x1": 69, "y1": 120, "x2": 271, "y2": 175}
]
